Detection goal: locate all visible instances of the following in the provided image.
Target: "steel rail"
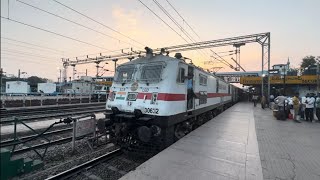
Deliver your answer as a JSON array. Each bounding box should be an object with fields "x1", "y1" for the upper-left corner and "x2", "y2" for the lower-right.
[
  {"x1": 0, "y1": 108, "x2": 106, "y2": 124},
  {"x1": 0, "y1": 127, "x2": 73, "y2": 147},
  {"x1": 1, "y1": 105, "x2": 105, "y2": 118},
  {"x1": 45, "y1": 148, "x2": 122, "y2": 180},
  {"x1": 1, "y1": 103, "x2": 105, "y2": 118}
]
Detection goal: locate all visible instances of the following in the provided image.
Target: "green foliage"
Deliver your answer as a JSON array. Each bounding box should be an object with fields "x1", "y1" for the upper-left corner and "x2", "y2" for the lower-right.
[
  {"x1": 300, "y1": 56, "x2": 316, "y2": 69},
  {"x1": 1, "y1": 76, "x2": 48, "y2": 87},
  {"x1": 26, "y1": 76, "x2": 47, "y2": 86},
  {"x1": 287, "y1": 68, "x2": 298, "y2": 76}
]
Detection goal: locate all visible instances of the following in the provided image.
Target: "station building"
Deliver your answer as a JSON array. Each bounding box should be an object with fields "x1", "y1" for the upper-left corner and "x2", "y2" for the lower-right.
[
  {"x1": 240, "y1": 75, "x2": 318, "y2": 96},
  {"x1": 239, "y1": 61, "x2": 319, "y2": 97}
]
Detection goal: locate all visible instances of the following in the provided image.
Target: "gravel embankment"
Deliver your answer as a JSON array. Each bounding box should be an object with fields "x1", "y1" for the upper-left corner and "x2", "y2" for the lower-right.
[{"x1": 12, "y1": 136, "x2": 117, "y2": 180}]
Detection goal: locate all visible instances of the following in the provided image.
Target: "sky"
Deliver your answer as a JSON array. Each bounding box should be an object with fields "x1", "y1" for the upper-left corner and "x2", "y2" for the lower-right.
[{"x1": 1, "y1": 0, "x2": 319, "y2": 81}]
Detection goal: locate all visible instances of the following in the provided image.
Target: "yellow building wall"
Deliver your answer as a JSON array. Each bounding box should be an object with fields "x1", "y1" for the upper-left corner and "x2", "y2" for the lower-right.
[{"x1": 240, "y1": 75, "x2": 318, "y2": 85}]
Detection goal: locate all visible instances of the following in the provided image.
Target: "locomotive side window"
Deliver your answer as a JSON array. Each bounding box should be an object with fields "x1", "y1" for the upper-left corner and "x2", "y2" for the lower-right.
[
  {"x1": 199, "y1": 74, "x2": 207, "y2": 86},
  {"x1": 199, "y1": 91, "x2": 208, "y2": 105},
  {"x1": 177, "y1": 68, "x2": 185, "y2": 83},
  {"x1": 140, "y1": 64, "x2": 163, "y2": 83},
  {"x1": 114, "y1": 65, "x2": 135, "y2": 83}
]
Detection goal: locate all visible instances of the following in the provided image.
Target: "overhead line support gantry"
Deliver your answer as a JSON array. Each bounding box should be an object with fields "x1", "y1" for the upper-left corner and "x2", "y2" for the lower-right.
[{"x1": 62, "y1": 32, "x2": 271, "y2": 98}]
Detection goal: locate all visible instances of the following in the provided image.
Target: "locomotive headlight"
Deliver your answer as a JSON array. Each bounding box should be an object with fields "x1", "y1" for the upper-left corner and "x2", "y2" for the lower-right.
[{"x1": 108, "y1": 91, "x2": 116, "y2": 101}]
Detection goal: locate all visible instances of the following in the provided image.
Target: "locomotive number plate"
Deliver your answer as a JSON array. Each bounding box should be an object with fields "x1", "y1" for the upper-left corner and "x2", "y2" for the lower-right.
[{"x1": 145, "y1": 108, "x2": 159, "y2": 114}]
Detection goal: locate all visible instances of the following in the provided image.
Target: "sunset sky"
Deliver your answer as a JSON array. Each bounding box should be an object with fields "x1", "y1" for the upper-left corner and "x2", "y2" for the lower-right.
[{"x1": 1, "y1": 0, "x2": 319, "y2": 81}]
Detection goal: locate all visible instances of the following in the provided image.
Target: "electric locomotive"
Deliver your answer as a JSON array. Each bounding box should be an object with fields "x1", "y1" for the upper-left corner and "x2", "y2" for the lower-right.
[{"x1": 105, "y1": 47, "x2": 240, "y2": 154}]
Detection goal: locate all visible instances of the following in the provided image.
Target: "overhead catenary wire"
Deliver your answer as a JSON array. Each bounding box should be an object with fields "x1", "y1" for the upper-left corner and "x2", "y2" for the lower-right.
[
  {"x1": 210, "y1": 49, "x2": 236, "y2": 70},
  {"x1": 1, "y1": 16, "x2": 110, "y2": 51},
  {"x1": 2, "y1": 48, "x2": 59, "y2": 59},
  {"x1": 137, "y1": 0, "x2": 189, "y2": 43},
  {"x1": 166, "y1": 0, "x2": 201, "y2": 40},
  {"x1": 2, "y1": 55, "x2": 59, "y2": 66},
  {"x1": 164, "y1": 0, "x2": 214, "y2": 60},
  {"x1": 16, "y1": 0, "x2": 138, "y2": 49},
  {"x1": 1, "y1": 51, "x2": 60, "y2": 64},
  {"x1": 1, "y1": 53, "x2": 59, "y2": 66},
  {"x1": 50, "y1": 0, "x2": 145, "y2": 47},
  {"x1": 2, "y1": 41, "x2": 64, "y2": 55},
  {"x1": 153, "y1": 0, "x2": 196, "y2": 42},
  {"x1": 151, "y1": 0, "x2": 208, "y2": 59},
  {"x1": 1, "y1": 37, "x2": 64, "y2": 53},
  {"x1": 1, "y1": 37, "x2": 130, "y2": 59}
]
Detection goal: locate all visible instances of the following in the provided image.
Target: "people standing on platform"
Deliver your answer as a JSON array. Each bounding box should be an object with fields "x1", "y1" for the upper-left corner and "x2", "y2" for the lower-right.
[
  {"x1": 292, "y1": 93, "x2": 301, "y2": 123},
  {"x1": 315, "y1": 93, "x2": 320, "y2": 122},
  {"x1": 299, "y1": 95, "x2": 306, "y2": 120},
  {"x1": 274, "y1": 94, "x2": 287, "y2": 120},
  {"x1": 270, "y1": 94, "x2": 275, "y2": 102},
  {"x1": 305, "y1": 93, "x2": 315, "y2": 122},
  {"x1": 269, "y1": 94, "x2": 275, "y2": 108},
  {"x1": 261, "y1": 95, "x2": 266, "y2": 109},
  {"x1": 252, "y1": 94, "x2": 258, "y2": 107}
]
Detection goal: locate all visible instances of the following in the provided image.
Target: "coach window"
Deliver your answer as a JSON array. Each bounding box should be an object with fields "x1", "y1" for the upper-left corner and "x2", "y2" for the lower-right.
[
  {"x1": 140, "y1": 64, "x2": 164, "y2": 83},
  {"x1": 177, "y1": 68, "x2": 185, "y2": 83},
  {"x1": 199, "y1": 74, "x2": 207, "y2": 86}
]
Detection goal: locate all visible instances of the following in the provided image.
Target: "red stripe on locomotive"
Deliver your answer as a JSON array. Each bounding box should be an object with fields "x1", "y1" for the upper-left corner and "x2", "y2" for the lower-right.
[{"x1": 137, "y1": 92, "x2": 230, "y2": 101}]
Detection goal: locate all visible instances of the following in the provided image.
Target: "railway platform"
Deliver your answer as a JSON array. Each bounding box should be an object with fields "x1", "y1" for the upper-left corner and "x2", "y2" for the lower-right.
[{"x1": 121, "y1": 102, "x2": 320, "y2": 180}]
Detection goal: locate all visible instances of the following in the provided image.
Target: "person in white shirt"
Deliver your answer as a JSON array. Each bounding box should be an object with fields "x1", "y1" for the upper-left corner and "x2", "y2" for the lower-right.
[
  {"x1": 305, "y1": 93, "x2": 315, "y2": 122},
  {"x1": 274, "y1": 95, "x2": 288, "y2": 120}
]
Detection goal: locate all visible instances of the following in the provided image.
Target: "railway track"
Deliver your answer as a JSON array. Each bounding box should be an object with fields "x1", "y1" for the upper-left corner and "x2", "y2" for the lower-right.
[
  {"x1": 1, "y1": 102, "x2": 105, "y2": 118},
  {"x1": 45, "y1": 149, "x2": 122, "y2": 180},
  {"x1": 0, "y1": 127, "x2": 72, "y2": 148},
  {"x1": 0, "y1": 105, "x2": 106, "y2": 124}
]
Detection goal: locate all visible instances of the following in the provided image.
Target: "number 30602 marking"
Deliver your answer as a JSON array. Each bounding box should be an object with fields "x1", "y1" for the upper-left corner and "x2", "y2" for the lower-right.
[{"x1": 145, "y1": 108, "x2": 159, "y2": 114}]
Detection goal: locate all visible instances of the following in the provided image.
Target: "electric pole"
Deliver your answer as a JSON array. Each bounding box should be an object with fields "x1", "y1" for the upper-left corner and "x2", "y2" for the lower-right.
[{"x1": 112, "y1": 59, "x2": 118, "y2": 72}]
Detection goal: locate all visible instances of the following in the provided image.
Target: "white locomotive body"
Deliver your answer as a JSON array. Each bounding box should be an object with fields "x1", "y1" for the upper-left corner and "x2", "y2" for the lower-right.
[{"x1": 105, "y1": 50, "x2": 240, "y2": 154}]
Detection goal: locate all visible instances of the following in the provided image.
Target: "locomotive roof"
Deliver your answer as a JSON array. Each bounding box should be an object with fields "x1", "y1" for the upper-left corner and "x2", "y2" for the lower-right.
[{"x1": 119, "y1": 54, "x2": 238, "y2": 88}]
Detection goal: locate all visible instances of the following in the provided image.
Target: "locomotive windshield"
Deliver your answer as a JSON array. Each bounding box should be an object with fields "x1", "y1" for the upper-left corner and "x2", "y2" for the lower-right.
[
  {"x1": 114, "y1": 65, "x2": 135, "y2": 83},
  {"x1": 140, "y1": 64, "x2": 164, "y2": 83}
]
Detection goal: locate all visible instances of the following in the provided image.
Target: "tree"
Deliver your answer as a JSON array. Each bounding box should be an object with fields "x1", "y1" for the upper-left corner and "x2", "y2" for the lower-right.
[
  {"x1": 300, "y1": 56, "x2": 316, "y2": 69},
  {"x1": 287, "y1": 68, "x2": 298, "y2": 76},
  {"x1": 27, "y1": 76, "x2": 48, "y2": 86}
]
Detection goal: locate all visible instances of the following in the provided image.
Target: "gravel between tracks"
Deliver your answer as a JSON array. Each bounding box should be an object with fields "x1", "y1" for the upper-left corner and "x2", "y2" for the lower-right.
[
  {"x1": 72, "y1": 154, "x2": 148, "y2": 180},
  {"x1": 11, "y1": 136, "x2": 117, "y2": 180}
]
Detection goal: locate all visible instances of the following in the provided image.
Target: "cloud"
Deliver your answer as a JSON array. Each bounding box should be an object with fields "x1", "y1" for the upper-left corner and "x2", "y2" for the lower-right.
[{"x1": 111, "y1": 6, "x2": 149, "y2": 43}]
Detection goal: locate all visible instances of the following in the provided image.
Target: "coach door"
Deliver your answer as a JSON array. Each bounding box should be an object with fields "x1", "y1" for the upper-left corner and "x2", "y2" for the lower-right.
[{"x1": 187, "y1": 66, "x2": 195, "y2": 111}]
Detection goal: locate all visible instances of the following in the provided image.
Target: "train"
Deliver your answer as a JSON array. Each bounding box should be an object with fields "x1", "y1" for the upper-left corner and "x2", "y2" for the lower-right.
[{"x1": 105, "y1": 48, "x2": 242, "y2": 155}]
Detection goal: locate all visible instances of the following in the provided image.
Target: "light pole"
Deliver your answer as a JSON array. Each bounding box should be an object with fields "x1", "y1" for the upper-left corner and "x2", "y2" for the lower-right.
[{"x1": 279, "y1": 62, "x2": 288, "y2": 96}]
